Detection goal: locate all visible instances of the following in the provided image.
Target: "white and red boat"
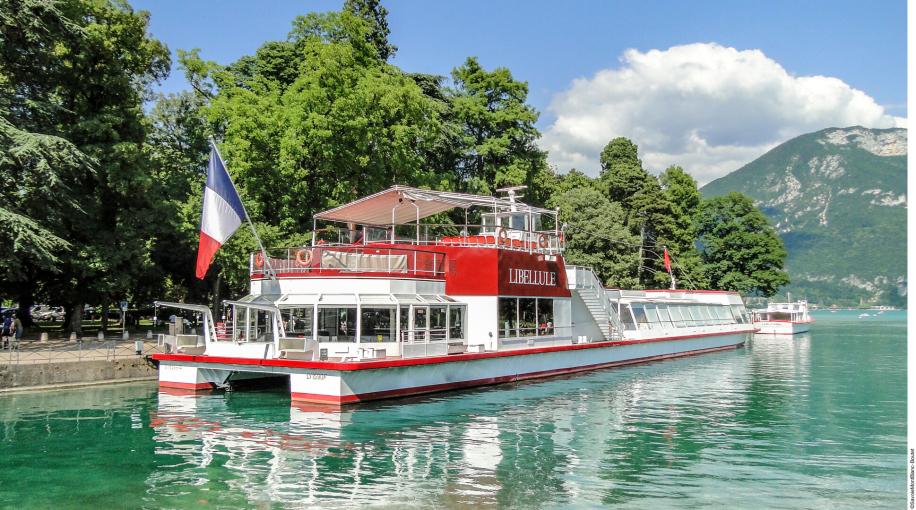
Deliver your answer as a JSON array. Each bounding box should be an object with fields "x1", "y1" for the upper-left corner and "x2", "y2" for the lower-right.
[
  {"x1": 153, "y1": 186, "x2": 756, "y2": 405},
  {"x1": 751, "y1": 300, "x2": 814, "y2": 335}
]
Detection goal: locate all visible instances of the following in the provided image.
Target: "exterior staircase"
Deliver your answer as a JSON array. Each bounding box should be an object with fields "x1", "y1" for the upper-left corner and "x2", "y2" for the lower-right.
[{"x1": 566, "y1": 266, "x2": 624, "y2": 341}]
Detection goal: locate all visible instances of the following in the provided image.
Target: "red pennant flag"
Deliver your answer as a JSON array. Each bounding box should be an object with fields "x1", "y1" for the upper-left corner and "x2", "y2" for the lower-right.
[{"x1": 663, "y1": 247, "x2": 672, "y2": 274}]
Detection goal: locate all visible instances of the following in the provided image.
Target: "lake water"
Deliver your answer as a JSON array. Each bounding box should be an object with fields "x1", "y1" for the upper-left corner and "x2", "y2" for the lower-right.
[{"x1": 0, "y1": 310, "x2": 905, "y2": 509}]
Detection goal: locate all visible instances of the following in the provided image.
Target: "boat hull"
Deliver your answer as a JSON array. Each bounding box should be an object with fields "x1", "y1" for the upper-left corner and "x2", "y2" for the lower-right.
[
  {"x1": 753, "y1": 321, "x2": 812, "y2": 335},
  {"x1": 155, "y1": 330, "x2": 751, "y2": 405}
]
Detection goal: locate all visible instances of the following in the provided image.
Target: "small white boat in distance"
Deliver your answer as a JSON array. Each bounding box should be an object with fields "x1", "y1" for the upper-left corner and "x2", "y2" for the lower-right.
[{"x1": 752, "y1": 300, "x2": 814, "y2": 334}]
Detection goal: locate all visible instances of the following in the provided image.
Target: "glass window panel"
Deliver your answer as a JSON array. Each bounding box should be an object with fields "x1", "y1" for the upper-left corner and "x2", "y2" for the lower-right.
[
  {"x1": 430, "y1": 306, "x2": 447, "y2": 341},
  {"x1": 631, "y1": 305, "x2": 649, "y2": 329},
  {"x1": 519, "y1": 298, "x2": 537, "y2": 336},
  {"x1": 499, "y1": 298, "x2": 518, "y2": 338},
  {"x1": 620, "y1": 304, "x2": 637, "y2": 330},
  {"x1": 282, "y1": 307, "x2": 313, "y2": 336},
  {"x1": 449, "y1": 306, "x2": 465, "y2": 340},
  {"x1": 537, "y1": 298, "x2": 554, "y2": 336},
  {"x1": 668, "y1": 306, "x2": 684, "y2": 327},
  {"x1": 317, "y1": 307, "x2": 356, "y2": 342},
  {"x1": 361, "y1": 307, "x2": 394, "y2": 342}
]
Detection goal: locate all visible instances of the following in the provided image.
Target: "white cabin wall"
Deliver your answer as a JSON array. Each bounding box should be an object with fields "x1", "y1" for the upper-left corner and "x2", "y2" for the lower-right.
[{"x1": 461, "y1": 296, "x2": 499, "y2": 350}]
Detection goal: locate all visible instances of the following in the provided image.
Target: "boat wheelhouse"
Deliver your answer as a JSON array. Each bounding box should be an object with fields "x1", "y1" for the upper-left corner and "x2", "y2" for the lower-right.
[
  {"x1": 153, "y1": 186, "x2": 756, "y2": 404},
  {"x1": 752, "y1": 300, "x2": 813, "y2": 335}
]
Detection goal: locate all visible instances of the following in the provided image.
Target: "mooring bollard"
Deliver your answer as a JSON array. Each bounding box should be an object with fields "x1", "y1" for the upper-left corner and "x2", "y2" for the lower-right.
[
  {"x1": 69, "y1": 332, "x2": 77, "y2": 342},
  {"x1": 40, "y1": 332, "x2": 49, "y2": 343}
]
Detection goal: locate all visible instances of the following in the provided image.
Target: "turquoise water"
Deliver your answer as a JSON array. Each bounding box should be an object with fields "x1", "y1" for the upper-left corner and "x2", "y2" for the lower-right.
[{"x1": 0, "y1": 310, "x2": 905, "y2": 509}]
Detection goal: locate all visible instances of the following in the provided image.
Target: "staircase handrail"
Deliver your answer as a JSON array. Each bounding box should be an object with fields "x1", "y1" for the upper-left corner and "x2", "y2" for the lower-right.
[{"x1": 566, "y1": 265, "x2": 624, "y2": 339}]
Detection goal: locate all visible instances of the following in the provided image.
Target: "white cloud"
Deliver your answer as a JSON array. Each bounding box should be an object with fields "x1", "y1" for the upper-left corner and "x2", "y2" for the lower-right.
[{"x1": 539, "y1": 43, "x2": 906, "y2": 184}]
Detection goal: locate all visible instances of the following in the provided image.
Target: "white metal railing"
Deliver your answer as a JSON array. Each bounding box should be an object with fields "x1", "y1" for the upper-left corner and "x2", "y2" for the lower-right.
[{"x1": 399, "y1": 328, "x2": 449, "y2": 343}]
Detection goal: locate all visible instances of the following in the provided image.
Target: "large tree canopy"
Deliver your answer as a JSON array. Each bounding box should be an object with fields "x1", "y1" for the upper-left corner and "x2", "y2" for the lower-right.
[{"x1": 695, "y1": 192, "x2": 790, "y2": 296}]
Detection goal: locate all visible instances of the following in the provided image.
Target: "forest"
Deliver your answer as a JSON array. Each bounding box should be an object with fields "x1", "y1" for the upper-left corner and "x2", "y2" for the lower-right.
[{"x1": 0, "y1": 0, "x2": 788, "y2": 331}]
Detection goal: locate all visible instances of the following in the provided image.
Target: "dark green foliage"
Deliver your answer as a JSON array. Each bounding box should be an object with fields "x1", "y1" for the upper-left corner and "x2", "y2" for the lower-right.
[
  {"x1": 343, "y1": 0, "x2": 397, "y2": 61},
  {"x1": 695, "y1": 193, "x2": 790, "y2": 296}
]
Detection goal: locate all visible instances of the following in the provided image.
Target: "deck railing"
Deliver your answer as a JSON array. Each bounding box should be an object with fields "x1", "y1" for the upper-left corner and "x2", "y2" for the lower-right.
[{"x1": 251, "y1": 245, "x2": 447, "y2": 278}]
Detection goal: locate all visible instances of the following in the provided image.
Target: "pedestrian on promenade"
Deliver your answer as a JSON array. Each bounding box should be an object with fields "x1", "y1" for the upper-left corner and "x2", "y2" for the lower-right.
[
  {"x1": 12, "y1": 316, "x2": 23, "y2": 345},
  {"x1": 1, "y1": 315, "x2": 11, "y2": 348}
]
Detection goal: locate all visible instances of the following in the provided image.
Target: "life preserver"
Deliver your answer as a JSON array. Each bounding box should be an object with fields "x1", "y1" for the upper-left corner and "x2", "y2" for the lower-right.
[
  {"x1": 295, "y1": 248, "x2": 312, "y2": 267},
  {"x1": 538, "y1": 233, "x2": 548, "y2": 249},
  {"x1": 497, "y1": 228, "x2": 509, "y2": 245},
  {"x1": 254, "y1": 252, "x2": 264, "y2": 269}
]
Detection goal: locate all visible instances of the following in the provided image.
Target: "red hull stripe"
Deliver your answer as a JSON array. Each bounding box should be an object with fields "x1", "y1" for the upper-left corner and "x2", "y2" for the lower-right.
[
  {"x1": 290, "y1": 343, "x2": 742, "y2": 404},
  {"x1": 158, "y1": 381, "x2": 215, "y2": 391},
  {"x1": 153, "y1": 328, "x2": 755, "y2": 371}
]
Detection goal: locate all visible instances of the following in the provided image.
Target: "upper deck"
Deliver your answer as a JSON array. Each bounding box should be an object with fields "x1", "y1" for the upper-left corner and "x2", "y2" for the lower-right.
[{"x1": 251, "y1": 185, "x2": 564, "y2": 281}]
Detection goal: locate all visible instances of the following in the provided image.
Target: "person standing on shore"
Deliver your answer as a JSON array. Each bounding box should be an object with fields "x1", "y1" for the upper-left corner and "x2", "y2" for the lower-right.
[
  {"x1": 1, "y1": 315, "x2": 11, "y2": 348},
  {"x1": 12, "y1": 316, "x2": 23, "y2": 345}
]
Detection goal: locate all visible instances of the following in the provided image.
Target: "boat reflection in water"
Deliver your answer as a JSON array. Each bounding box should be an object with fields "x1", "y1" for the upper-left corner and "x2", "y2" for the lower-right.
[{"x1": 147, "y1": 346, "x2": 762, "y2": 508}]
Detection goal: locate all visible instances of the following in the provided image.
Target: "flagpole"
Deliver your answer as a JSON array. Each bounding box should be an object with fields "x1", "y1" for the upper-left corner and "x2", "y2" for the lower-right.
[{"x1": 210, "y1": 138, "x2": 277, "y2": 281}]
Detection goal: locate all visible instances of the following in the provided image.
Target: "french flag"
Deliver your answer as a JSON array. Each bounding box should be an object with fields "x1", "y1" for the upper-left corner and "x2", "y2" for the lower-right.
[{"x1": 195, "y1": 144, "x2": 247, "y2": 279}]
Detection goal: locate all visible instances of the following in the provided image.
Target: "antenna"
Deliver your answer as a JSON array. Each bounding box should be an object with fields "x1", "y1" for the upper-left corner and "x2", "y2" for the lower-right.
[{"x1": 496, "y1": 185, "x2": 527, "y2": 205}]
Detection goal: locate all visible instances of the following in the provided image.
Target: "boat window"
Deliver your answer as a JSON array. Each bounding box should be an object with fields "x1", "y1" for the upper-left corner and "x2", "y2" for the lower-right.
[
  {"x1": 399, "y1": 306, "x2": 410, "y2": 339},
  {"x1": 656, "y1": 305, "x2": 673, "y2": 327},
  {"x1": 360, "y1": 307, "x2": 395, "y2": 342},
  {"x1": 619, "y1": 304, "x2": 637, "y2": 330},
  {"x1": 481, "y1": 214, "x2": 497, "y2": 234},
  {"x1": 644, "y1": 304, "x2": 660, "y2": 329},
  {"x1": 499, "y1": 298, "x2": 518, "y2": 338},
  {"x1": 631, "y1": 305, "x2": 649, "y2": 329},
  {"x1": 509, "y1": 213, "x2": 527, "y2": 232},
  {"x1": 317, "y1": 307, "x2": 356, "y2": 342},
  {"x1": 449, "y1": 306, "x2": 465, "y2": 340},
  {"x1": 668, "y1": 306, "x2": 684, "y2": 327},
  {"x1": 537, "y1": 298, "x2": 554, "y2": 336},
  {"x1": 281, "y1": 307, "x2": 313, "y2": 337},
  {"x1": 716, "y1": 306, "x2": 732, "y2": 324},
  {"x1": 519, "y1": 298, "x2": 537, "y2": 336},
  {"x1": 430, "y1": 306, "x2": 447, "y2": 341}
]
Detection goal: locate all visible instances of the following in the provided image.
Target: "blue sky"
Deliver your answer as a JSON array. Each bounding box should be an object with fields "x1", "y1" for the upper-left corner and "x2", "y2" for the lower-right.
[{"x1": 133, "y1": 0, "x2": 907, "y2": 179}]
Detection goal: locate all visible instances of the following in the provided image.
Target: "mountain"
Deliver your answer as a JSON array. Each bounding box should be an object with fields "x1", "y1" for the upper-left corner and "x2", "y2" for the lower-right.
[{"x1": 701, "y1": 126, "x2": 907, "y2": 306}]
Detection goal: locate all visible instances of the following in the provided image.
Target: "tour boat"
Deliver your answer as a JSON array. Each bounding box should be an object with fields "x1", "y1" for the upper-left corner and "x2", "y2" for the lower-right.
[
  {"x1": 153, "y1": 186, "x2": 756, "y2": 405},
  {"x1": 751, "y1": 300, "x2": 813, "y2": 334}
]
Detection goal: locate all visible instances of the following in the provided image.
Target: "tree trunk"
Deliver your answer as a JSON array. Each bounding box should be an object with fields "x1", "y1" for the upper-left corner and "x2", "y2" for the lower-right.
[
  {"x1": 101, "y1": 303, "x2": 109, "y2": 333},
  {"x1": 16, "y1": 289, "x2": 34, "y2": 328},
  {"x1": 212, "y1": 271, "x2": 222, "y2": 320},
  {"x1": 67, "y1": 302, "x2": 84, "y2": 335}
]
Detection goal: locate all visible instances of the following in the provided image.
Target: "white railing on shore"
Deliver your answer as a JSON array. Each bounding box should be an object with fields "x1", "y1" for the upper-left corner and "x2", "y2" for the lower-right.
[{"x1": 1, "y1": 337, "x2": 167, "y2": 366}]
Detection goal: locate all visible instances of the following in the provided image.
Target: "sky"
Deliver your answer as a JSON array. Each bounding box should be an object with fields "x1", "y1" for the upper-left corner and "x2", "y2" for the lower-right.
[{"x1": 132, "y1": 0, "x2": 907, "y2": 184}]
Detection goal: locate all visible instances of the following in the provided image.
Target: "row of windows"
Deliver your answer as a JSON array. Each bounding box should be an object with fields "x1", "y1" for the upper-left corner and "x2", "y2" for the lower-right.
[
  {"x1": 618, "y1": 303, "x2": 749, "y2": 331},
  {"x1": 498, "y1": 298, "x2": 555, "y2": 337},
  {"x1": 275, "y1": 305, "x2": 465, "y2": 343}
]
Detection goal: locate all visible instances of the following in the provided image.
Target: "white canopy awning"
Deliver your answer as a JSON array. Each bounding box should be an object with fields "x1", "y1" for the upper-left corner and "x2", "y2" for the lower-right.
[{"x1": 313, "y1": 185, "x2": 554, "y2": 226}]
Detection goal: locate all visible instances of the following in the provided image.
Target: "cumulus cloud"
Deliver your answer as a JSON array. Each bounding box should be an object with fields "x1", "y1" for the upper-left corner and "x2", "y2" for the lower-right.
[{"x1": 539, "y1": 43, "x2": 906, "y2": 184}]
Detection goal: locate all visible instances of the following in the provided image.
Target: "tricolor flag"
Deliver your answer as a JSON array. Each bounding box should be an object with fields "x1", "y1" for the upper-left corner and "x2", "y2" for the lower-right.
[{"x1": 196, "y1": 144, "x2": 247, "y2": 279}]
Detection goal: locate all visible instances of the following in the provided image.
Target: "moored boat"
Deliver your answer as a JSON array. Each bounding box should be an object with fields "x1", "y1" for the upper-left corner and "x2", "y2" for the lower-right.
[
  {"x1": 751, "y1": 300, "x2": 814, "y2": 334},
  {"x1": 153, "y1": 186, "x2": 756, "y2": 405}
]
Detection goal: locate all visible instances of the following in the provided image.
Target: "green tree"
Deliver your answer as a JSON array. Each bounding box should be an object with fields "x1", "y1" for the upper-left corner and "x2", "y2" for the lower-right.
[
  {"x1": 695, "y1": 192, "x2": 789, "y2": 296},
  {"x1": 550, "y1": 186, "x2": 639, "y2": 288},
  {"x1": 449, "y1": 57, "x2": 548, "y2": 199},
  {"x1": 0, "y1": 0, "x2": 170, "y2": 331},
  {"x1": 343, "y1": 0, "x2": 397, "y2": 61},
  {"x1": 658, "y1": 165, "x2": 707, "y2": 288},
  {"x1": 599, "y1": 137, "x2": 649, "y2": 207}
]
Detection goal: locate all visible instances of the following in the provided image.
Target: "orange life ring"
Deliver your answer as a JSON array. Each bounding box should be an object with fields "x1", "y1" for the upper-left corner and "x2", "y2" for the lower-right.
[
  {"x1": 295, "y1": 248, "x2": 312, "y2": 267},
  {"x1": 254, "y1": 252, "x2": 264, "y2": 269},
  {"x1": 538, "y1": 233, "x2": 548, "y2": 249},
  {"x1": 497, "y1": 228, "x2": 509, "y2": 245}
]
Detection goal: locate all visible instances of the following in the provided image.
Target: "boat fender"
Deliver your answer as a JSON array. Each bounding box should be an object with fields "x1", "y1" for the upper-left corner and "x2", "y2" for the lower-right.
[{"x1": 295, "y1": 248, "x2": 312, "y2": 267}]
